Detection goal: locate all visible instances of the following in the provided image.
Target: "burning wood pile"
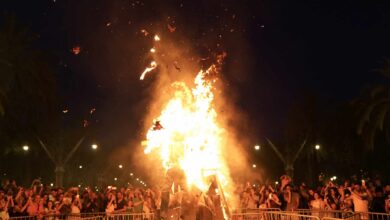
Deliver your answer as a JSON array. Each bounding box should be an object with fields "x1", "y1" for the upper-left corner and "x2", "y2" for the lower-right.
[{"x1": 139, "y1": 35, "x2": 232, "y2": 219}]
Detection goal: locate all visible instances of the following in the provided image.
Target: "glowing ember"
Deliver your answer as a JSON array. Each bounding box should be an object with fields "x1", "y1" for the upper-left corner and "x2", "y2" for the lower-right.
[
  {"x1": 72, "y1": 46, "x2": 81, "y2": 55},
  {"x1": 143, "y1": 59, "x2": 231, "y2": 193},
  {"x1": 139, "y1": 61, "x2": 157, "y2": 80}
]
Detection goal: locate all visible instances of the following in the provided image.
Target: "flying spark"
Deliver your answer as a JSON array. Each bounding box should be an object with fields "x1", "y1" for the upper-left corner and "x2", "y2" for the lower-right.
[{"x1": 140, "y1": 61, "x2": 157, "y2": 80}]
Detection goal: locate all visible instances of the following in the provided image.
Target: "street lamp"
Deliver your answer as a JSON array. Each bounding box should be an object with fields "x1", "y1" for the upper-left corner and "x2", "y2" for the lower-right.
[
  {"x1": 254, "y1": 145, "x2": 260, "y2": 151},
  {"x1": 91, "y1": 144, "x2": 98, "y2": 150},
  {"x1": 315, "y1": 144, "x2": 320, "y2": 150},
  {"x1": 22, "y1": 145, "x2": 29, "y2": 151}
]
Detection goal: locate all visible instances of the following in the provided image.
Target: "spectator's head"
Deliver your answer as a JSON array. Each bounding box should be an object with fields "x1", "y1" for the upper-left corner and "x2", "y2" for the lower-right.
[
  {"x1": 385, "y1": 185, "x2": 390, "y2": 194},
  {"x1": 308, "y1": 189, "x2": 314, "y2": 197},
  {"x1": 374, "y1": 187, "x2": 383, "y2": 197},
  {"x1": 314, "y1": 192, "x2": 321, "y2": 200},
  {"x1": 284, "y1": 184, "x2": 292, "y2": 192},
  {"x1": 344, "y1": 189, "x2": 351, "y2": 197},
  {"x1": 353, "y1": 182, "x2": 362, "y2": 192},
  {"x1": 117, "y1": 192, "x2": 123, "y2": 200},
  {"x1": 34, "y1": 194, "x2": 41, "y2": 203},
  {"x1": 51, "y1": 189, "x2": 58, "y2": 196},
  {"x1": 47, "y1": 200, "x2": 53, "y2": 209}
]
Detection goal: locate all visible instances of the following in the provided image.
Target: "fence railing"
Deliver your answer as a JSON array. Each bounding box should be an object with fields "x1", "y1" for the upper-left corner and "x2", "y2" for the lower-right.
[
  {"x1": 356, "y1": 212, "x2": 390, "y2": 220},
  {"x1": 7, "y1": 210, "x2": 390, "y2": 220},
  {"x1": 231, "y1": 210, "x2": 322, "y2": 220},
  {"x1": 8, "y1": 212, "x2": 154, "y2": 220}
]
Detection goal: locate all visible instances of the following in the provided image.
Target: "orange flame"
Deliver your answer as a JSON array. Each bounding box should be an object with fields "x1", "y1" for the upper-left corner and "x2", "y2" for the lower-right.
[{"x1": 143, "y1": 60, "x2": 231, "y2": 194}]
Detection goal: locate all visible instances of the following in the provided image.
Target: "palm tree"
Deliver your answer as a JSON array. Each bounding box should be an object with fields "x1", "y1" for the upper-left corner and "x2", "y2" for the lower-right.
[{"x1": 355, "y1": 59, "x2": 390, "y2": 150}]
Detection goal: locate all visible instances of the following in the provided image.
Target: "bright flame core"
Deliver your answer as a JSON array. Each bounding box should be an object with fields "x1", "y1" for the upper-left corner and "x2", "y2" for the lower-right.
[{"x1": 143, "y1": 63, "x2": 230, "y2": 192}]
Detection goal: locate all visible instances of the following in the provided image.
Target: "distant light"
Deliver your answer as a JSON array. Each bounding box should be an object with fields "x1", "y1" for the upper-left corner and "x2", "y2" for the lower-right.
[
  {"x1": 78, "y1": 184, "x2": 81, "y2": 187},
  {"x1": 136, "y1": 178, "x2": 139, "y2": 181},
  {"x1": 50, "y1": 183, "x2": 54, "y2": 187},
  {"x1": 154, "y1": 35, "x2": 160, "y2": 41},
  {"x1": 315, "y1": 144, "x2": 320, "y2": 150},
  {"x1": 130, "y1": 173, "x2": 134, "y2": 176},
  {"x1": 252, "y1": 164, "x2": 257, "y2": 168},
  {"x1": 254, "y1": 145, "x2": 260, "y2": 151},
  {"x1": 114, "y1": 177, "x2": 118, "y2": 181},
  {"x1": 22, "y1": 145, "x2": 29, "y2": 151},
  {"x1": 275, "y1": 181, "x2": 279, "y2": 185},
  {"x1": 79, "y1": 165, "x2": 83, "y2": 169},
  {"x1": 150, "y1": 48, "x2": 156, "y2": 53},
  {"x1": 118, "y1": 164, "x2": 123, "y2": 169},
  {"x1": 91, "y1": 144, "x2": 98, "y2": 150}
]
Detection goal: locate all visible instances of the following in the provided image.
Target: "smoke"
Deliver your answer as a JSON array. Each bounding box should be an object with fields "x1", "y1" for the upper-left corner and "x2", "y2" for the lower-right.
[{"x1": 132, "y1": 26, "x2": 257, "y2": 208}]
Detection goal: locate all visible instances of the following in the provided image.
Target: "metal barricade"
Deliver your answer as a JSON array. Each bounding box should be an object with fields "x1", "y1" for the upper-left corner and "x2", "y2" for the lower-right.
[
  {"x1": 104, "y1": 212, "x2": 154, "y2": 220},
  {"x1": 356, "y1": 212, "x2": 390, "y2": 220},
  {"x1": 231, "y1": 210, "x2": 321, "y2": 220},
  {"x1": 9, "y1": 216, "x2": 37, "y2": 220},
  {"x1": 285, "y1": 209, "x2": 356, "y2": 220}
]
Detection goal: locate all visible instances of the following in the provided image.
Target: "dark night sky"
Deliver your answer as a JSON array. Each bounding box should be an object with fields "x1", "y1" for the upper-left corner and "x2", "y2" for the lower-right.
[{"x1": 2, "y1": 0, "x2": 390, "y2": 174}]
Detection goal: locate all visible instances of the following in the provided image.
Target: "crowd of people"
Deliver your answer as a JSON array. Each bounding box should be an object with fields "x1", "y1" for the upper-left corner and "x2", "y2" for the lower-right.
[
  {"x1": 238, "y1": 175, "x2": 390, "y2": 215},
  {"x1": 0, "y1": 175, "x2": 389, "y2": 220},
  {"x1": 0, "y1": 178, "x2": 157, "y2": 220}
]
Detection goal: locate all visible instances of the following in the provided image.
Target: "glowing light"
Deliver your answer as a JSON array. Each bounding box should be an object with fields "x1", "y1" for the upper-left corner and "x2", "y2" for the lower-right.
[
  {"x1": 140, "y1": 61, "x2": 157, "y2": 80},
  {"x1": 130, "y1": 173, "x2": 134, "y2": 176},
  {"x1": 252, "y1": 164, "x2": 257, "y2": 168},
  {"x1": 50, "y1": 183, "x2": 54, "y2": 187},
  {"x1": 114, "y1": 177, "x2": 118, "y2": 181},
  {"x1": 118, "y1": 164, "x2": 123, "y2": 169},
  {"x1": 91, "y1": 144, "x2": 98, "y2": 150},
  {"x1": 150, "y1": 48, "x2": 156, "y2": 53},
  {"x1": 254, "y1": 145, "x2": 260, "y2": 151},
  {"x1": 275, "y1": 181, "x2": 279, "y2": 185},
  {"x1": 22, "y1": 145, "x2": 29, "y2": 151},
  {"x1": 154, "y1": 35, "x2": 160, "y2": 41},
  {"x1": 79, "y1": 165, "x2": 83, "y2": 169},
  {"x1": 72, "y1": 46, "x2": 81, "y2": 55},
  {"x1": 315, "y1": 144, "x2": 320, "y2": 150},
  {"x1": 143, "y1": 54, "x2": 233, "y2": 196}
]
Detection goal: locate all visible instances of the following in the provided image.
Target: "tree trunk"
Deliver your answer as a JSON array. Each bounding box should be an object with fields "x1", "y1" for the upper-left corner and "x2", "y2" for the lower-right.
[{"x1": 55, "y1": 166, "x2": 65, "y2": 187}]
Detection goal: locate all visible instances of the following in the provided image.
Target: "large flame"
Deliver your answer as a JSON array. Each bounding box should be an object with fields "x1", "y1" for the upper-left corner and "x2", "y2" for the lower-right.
[{"x1": 143, "y1": 59, "x2": 231, "y2": 193}]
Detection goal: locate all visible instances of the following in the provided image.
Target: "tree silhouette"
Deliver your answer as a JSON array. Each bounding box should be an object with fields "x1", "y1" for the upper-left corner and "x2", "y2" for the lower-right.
[{"x1": 355, "y1": 59, "x2": 390, "y2": 150}]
